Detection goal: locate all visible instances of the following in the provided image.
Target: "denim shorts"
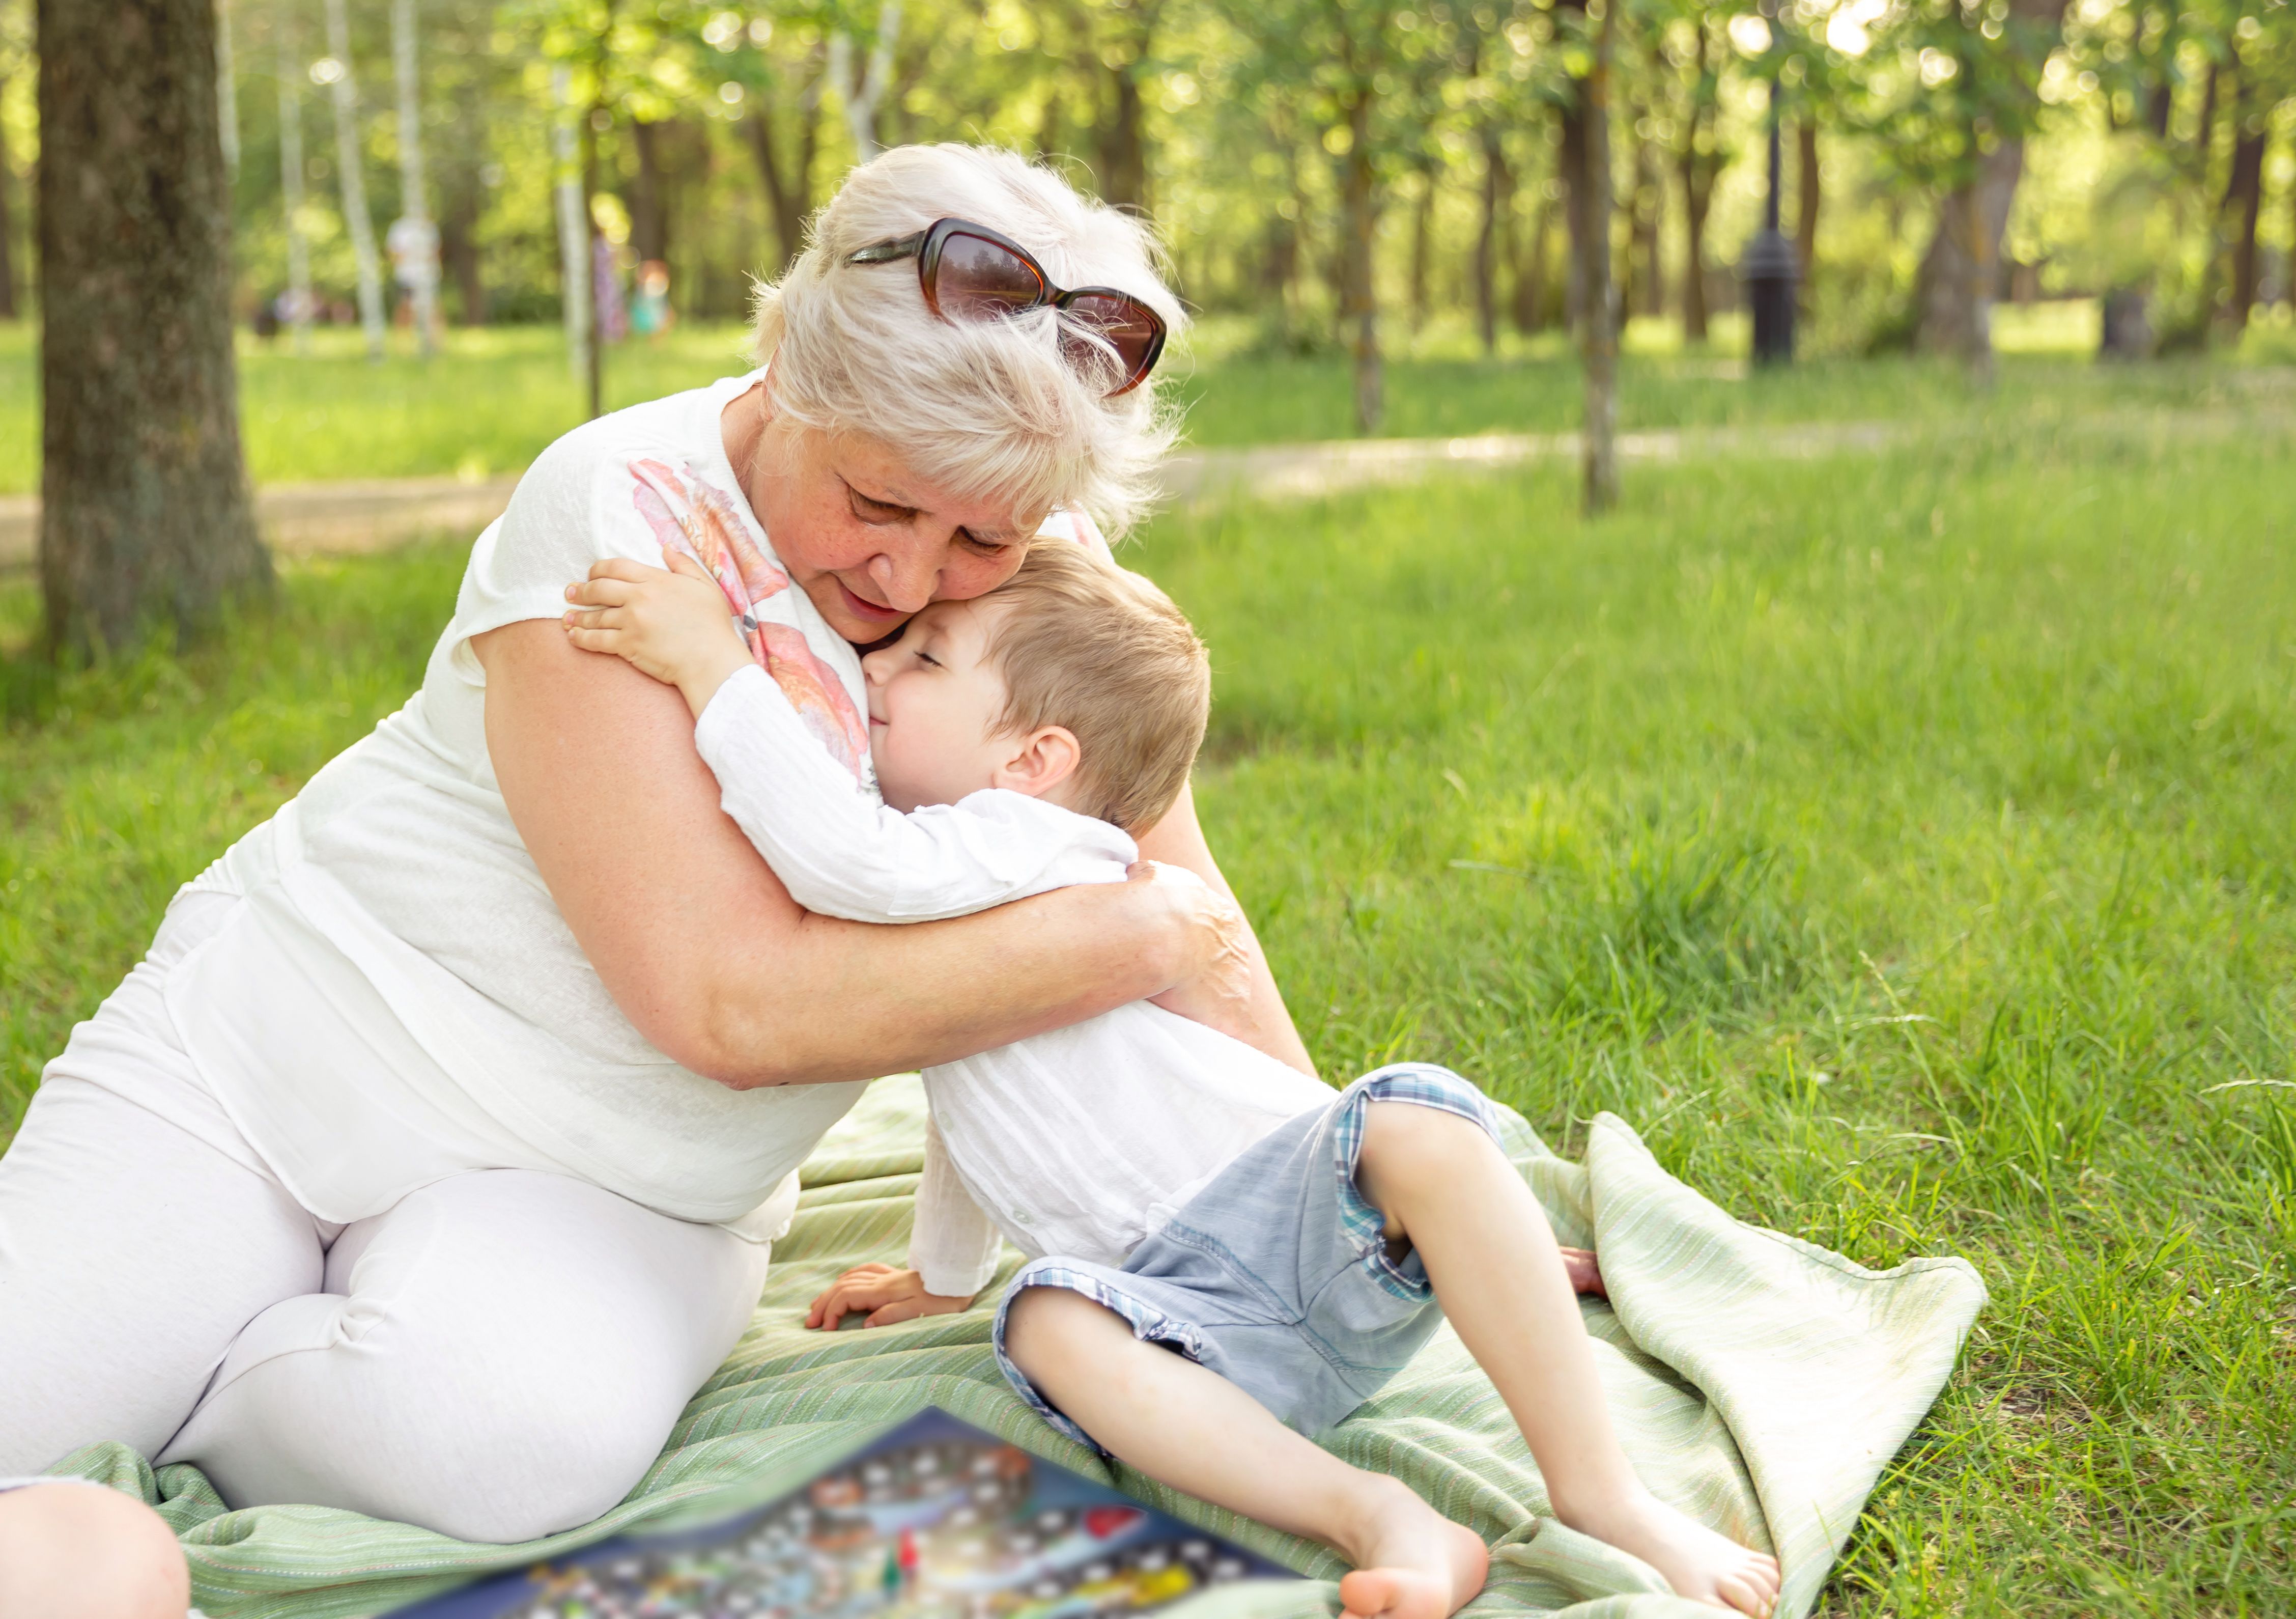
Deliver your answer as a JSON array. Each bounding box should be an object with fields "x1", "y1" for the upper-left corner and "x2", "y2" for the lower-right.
[{"x1": 991, "y1": 1064, "x2": 1501, "y2": 1450}]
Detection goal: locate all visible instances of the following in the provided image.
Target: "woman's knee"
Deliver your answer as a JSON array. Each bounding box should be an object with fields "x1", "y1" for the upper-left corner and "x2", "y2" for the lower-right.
[
  {"x1": 168, "y1": 1171, "x2": 757, "y2": 1542},
  {"x1": 383, "y1": 1394, "x2": 671, "y2": 1543},
  {"x1": 0, "y1": 1484, "x2": 189, "y2": 1619},
  {"x1": 171, "y1": 1283, "x2": 695, "y2": 1543}
]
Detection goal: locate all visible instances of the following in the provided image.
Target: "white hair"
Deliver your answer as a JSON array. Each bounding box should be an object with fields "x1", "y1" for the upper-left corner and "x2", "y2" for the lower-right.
[{"x1": 750, "y1": 144, "x2": 1186, "y2": 538}]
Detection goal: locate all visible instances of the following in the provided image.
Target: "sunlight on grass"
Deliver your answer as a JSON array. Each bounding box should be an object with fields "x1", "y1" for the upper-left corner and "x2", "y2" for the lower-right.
[{"x1": 4, "y1": 317, "x2": 2287, "y2": 495}]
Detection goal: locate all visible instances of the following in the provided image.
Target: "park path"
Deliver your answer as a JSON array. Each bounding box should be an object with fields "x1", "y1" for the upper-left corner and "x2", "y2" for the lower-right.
[{"x1": 0, "y1": 418, "x2": 1903, "y2": 573}]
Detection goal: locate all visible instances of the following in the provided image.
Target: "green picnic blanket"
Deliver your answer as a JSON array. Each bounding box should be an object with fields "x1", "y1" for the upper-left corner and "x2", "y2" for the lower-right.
[{"x1": 50, "y1": 1077, "x2": 1985, "y2": 1619}]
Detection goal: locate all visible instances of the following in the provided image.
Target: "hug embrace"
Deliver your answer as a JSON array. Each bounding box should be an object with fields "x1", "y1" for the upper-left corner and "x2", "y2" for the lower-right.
[{"x1": 0, "y1": 146, "x2": 1776, "y2": 1619}]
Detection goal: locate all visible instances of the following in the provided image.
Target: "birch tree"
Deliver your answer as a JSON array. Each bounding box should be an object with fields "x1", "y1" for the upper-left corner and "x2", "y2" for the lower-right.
[
  {"x1": 829, "y1": 0, "x2": 899, "y2": 162},
  {"x1": 320, "y1": 0, "x2": 387, "y2": 357},
  {"x1": 391, "y1": 0, "x2": 439, "y2": 355},
  {"x1": 277, "y1": 3, "x2": 314, "y2": 352}
]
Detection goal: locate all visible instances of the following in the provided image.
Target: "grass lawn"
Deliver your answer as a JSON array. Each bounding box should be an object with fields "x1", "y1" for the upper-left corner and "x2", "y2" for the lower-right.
[
  {"x1": 4, "y1": 395, "x2": 2294, "y2": 1611},
  {"x1": 1, "y1": 313, "x2": 2290, "y2": 492}
]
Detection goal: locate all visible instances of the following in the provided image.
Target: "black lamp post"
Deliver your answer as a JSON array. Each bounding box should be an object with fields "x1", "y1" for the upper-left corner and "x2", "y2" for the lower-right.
[{"x1": 1742, "y1": 36, "x2": 1796, "y2": 366}]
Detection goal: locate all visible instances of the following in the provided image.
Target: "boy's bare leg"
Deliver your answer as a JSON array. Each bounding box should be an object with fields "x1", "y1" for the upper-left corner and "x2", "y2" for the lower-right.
[
  {"x1": 1353, "y1": 1104, "x2": 1780, "y2": 1619},
  {"x1": 1004, "y1": 1286, "x2": 1488, "y2": 1619},
  {"x1": 0, "y1": 1484, "x2": 190, "y2": 1619}
]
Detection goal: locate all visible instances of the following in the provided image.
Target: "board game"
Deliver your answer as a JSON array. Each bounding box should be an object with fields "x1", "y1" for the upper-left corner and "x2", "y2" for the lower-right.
[{"x1": 392, "y1": 1408, "x2": 1301, "y2": 1618}]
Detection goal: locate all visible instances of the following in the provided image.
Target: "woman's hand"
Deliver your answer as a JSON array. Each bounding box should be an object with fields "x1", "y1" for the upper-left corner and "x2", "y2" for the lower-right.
[
  {"x1": 480, "y1": 623, "x2": 1290, "y2": 1088},
  {"x1": 563, "y1": 549, "x2": 753, "y2": 718},
  {"x1": 1132, "y1": 783, "x2": 1318, "y2": 1078},
  {"x1": 1132, "y1": 860, "x2": 1274, "y2": 1053},
  {"x1": 803, "y1": 1263, "x2": 976, "y2": 1330}
]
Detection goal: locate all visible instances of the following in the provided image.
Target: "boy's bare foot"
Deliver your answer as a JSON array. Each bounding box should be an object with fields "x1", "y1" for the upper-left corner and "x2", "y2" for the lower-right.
[
  {"x1": 1564, "y1": 1489, "x2": 1779, "y2": 1617},
  {"x1": 1559, "y1": 1246, "x2": 1607, "y2": 1299},
  {"x1": 1334, "y1": 1477, "x2": 1490, "y2": 1619}
]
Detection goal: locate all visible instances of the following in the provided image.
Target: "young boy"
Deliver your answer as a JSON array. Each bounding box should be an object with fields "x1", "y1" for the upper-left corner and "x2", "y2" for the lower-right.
[{"x1": 562, "y1": 543, "x2": 1779, "y2": 1619}]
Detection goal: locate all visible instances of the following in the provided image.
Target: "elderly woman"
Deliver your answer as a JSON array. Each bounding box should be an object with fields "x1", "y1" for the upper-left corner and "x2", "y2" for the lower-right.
[{"x1": 0, "y1": 146, "x2": 1302, "y2": 1545}]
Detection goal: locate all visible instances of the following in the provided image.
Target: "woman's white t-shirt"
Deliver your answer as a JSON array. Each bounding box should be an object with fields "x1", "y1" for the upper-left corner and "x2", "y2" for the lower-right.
[{"x1": 163, "y1": 372, "x2": 868, "y2": 1239}]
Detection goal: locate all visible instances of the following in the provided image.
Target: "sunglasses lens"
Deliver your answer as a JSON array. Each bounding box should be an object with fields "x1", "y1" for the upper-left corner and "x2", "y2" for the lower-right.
[
  {"x1": 934, "y1": 231, "x2": 1046, "y2": 317},
  {"x1": 1060, "y1": 292, "x2": 1163, "y2": 388}
]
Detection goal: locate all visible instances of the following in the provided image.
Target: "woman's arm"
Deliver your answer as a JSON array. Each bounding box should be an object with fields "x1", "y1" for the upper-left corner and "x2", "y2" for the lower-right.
[
  {"x1": 1136, "y1": 780, "x2": 1319, "y2": 1079},
  {"x1": 476, "y1": 619, "x2": 1248, "y2": 1088}
]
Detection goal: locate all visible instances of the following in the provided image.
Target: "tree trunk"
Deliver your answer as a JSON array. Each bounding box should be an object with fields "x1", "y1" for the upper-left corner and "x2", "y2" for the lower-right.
[
  {"x1": 1099, "y1": 61, "x2": 1147, "y2": 211},
  {"x1": 1259, "y1": 121, "x2": 1302, "y2": 329},
  {"x1": 1795, "y1": 118, "x2": 1820, "y2": 283},
  {"x1": 2221, "y1": 99, "x2": 2265, "y2": 336},
  {"x1": 277, "y1": 8, "x2": 313, "y2": 351},
  {"x1": 1513, "y1": 194, "x2": 1547, "y2": 333},
  {"x1": 1262, "y1": 206, "x2": 1297, "y2": 305},
  {"x1": 2194, "y1": 63, "x2": 2217, "y2": 175},
  {"x1": 322, "y1": 0, "x2": 386, "y2": 359},
  {"x1": 1627, "y1": 109, "x2": 1661, "y2": 318},
  {"x1": 1557, "y1": 76, "x2": 1588, "y2": 335},
  {"x1": 1575, "y1": 4, "x2": 1617, "y2": 514},
  {"x1": 0, "y1": 69, "x2": 17, "y2": 320},
  {"x1": 1675, "y1": 19, "x2": 1714, "y2": 342},
  {"x1": 580, "y1": 43, "x2": 608, "y2": 421},
  {"x1": 37, "y1": 0, "x2": 270, "y2": 655},
  {"x1": 551, "y1": 65, "x2": 590, "y2": 386},
  {"x1": 1914, "y1": 139, "x2": 2021, "y2": 376},
  {"x1": 1910, "y1": 0, "x2": 2067, "y2": 371},
  {"x1": 747, "y1": 111, "x2": 818, "y2": 274},
  {"x1": 1680, "y1": 144, "x2": 1710, "y2": 341},
  {"x1": 1408, "y1": 165, "x2": 1434, "y2": 336},
  {"x1": 630, "y1": 118, "x2": 669, "y2": 262},
  {"x1": 2098, "y1": 287, "x2": 2151, "y2": 358},
  {"x1": 1475, "y1": 122, "x2": 1507, "y2": 353},
  {"x1": 390, "y1": 0, "x2": 436, "y2": 356},
  {"x1": 1339, "y1": 85, "x2": 1382, "y2": 434},
  {"x1": 440, "y1": 178, "x2": 484, "y2": 323},
  {"x1": 830, "y1": 0, "x2": 900, "y2": 165},
  {"x1": 747, "y1": 49, "x2": 825, "y2": 274}
]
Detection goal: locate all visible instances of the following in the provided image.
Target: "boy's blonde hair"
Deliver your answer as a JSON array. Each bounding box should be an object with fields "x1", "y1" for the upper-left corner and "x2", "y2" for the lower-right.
[{"x1": 980, "y1": 543, "x2": 1209, "y2": 833}]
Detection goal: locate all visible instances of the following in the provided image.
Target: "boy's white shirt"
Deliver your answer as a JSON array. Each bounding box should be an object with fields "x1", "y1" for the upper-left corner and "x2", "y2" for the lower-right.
[{"x1": 692, "y1": 662, "x2": 1334, "y2": 1297}]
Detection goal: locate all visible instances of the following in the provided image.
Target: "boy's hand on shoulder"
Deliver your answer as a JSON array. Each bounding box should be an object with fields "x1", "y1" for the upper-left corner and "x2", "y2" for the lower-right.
[
  {"x1": 563, "y1": 548, "x2": 754, "y2": 718},
  {"x1": 803, "y1": 1262, "x2": 977, "y2": 1330}
]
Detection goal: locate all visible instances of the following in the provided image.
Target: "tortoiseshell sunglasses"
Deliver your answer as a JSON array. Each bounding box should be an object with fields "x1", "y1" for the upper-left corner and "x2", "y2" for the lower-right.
[{"x1": 848, "y1": 217, "x2": 1168, "y2": 398}]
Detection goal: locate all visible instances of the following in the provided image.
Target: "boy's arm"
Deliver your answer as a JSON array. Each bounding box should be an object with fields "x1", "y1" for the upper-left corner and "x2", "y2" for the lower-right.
[
  {"x1": 564, "y1": 550, "x2": 1142, "y2": 922},
  {"x1": 695, "y1": 666, "x2": 1138, "y2": 923},
  {"x1": 908, "y1": 1110, "x2": 1006, "y2": 1299},
  {"x1": 802, "y1": 1113, "x2": 998, "y2": 1329}
]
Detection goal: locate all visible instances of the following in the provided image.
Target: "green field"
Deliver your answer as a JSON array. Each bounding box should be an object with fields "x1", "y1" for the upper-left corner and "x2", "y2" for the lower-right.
[
  {"x1": 4, "y1": 386, "x2": 2294, "y2": 1611},
  {"x1": 2, "y1": 312, "x2": 2292, "y2": 493}
]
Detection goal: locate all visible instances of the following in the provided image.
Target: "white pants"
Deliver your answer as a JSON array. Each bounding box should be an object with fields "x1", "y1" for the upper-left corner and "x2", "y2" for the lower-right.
[{"x1": 0, "y1": 895, "x2": 775, "y2": 1544}]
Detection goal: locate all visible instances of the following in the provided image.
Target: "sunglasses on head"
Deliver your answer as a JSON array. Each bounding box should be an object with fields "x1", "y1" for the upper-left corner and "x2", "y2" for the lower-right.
[{"x1": 846, "y1": 217, "x2": 1168, "y2": 398}]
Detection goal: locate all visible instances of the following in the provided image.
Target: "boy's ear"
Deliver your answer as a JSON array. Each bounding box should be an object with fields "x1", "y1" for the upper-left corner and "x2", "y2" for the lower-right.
[{"x1": 989, "y1": 725, "x2": 1083, "y2": 803}]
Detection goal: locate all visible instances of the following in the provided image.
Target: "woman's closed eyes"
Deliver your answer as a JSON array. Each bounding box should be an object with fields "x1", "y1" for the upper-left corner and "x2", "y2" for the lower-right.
[
  {"x1": 845, "y1": 482, "x2": 914, "y2": 525},
  {"x1": 844, "y1": 479, "x2": 1014, "y2": 560}
]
